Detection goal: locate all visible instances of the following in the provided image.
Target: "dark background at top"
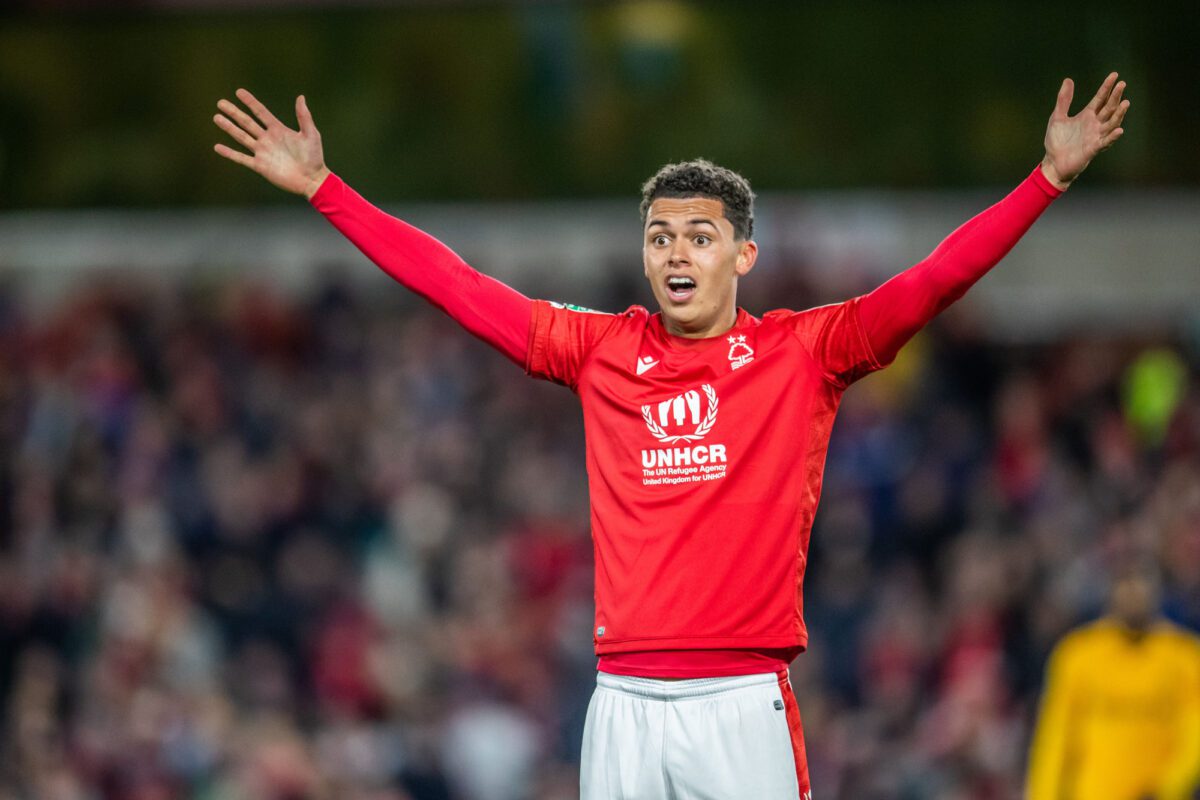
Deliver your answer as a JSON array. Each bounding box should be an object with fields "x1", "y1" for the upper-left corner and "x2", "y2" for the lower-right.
[{"x1": 0, "y1": 0, "x2": 1197, "y2": 209}]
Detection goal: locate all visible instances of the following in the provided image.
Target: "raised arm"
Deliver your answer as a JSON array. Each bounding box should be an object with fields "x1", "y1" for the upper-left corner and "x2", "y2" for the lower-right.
[
  {"x1": 858, "y1": 73, "x2": 1130, "y2": 366},
  {"x1": 213, "y1": 89, "x2": 531, "y2": 365}
]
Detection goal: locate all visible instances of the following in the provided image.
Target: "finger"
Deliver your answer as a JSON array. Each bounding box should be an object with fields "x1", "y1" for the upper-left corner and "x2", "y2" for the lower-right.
[
  {"x1": 295, "y1": 95, "x2": 317, "y2": 137},
  {"x1": 236, "y1": 88, "x2": 283, "y2": 130},
  {"x1": 1099, "y1": 127, "x2": 1124, "y2": 150},
  {"x1": 1099, "y1": 80, "x2": 1125, "y2": 122},
  {"x1": 1087, "y1": 71, "x2": 1119, "y2": 112},
  {"x1": 214, "y1": 143, "x2": 256, "y2": 169},
  {"x1": 217, "y1": 98, "x2": 264, "y2": 138},
  {"x1": 213, "y1": 114, "x2": 257, "y2": 151},
  {"x1": 1102, "y1": 98, "x2": 1131, "y2": 132},
  {"x1": 1053, "y1": 78, "x2": 1074, "y2": 118},
  {"x1": 1114, "y1": 98, "x2": 1130, "y2": 125}
]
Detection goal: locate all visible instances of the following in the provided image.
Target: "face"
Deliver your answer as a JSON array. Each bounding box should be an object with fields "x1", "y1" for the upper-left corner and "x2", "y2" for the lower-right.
[
  {"x1": 643, "y1": 196, "x2": 758, "y2": 338},
  {"x1": 1110, "y1": 572, "x2": 1159, "y2": 629}
]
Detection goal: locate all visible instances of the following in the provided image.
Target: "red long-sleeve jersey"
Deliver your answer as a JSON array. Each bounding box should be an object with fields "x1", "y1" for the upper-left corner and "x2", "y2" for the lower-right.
[{"x1": 312, "y1": 166, "x2": 1061, "y2": 677}]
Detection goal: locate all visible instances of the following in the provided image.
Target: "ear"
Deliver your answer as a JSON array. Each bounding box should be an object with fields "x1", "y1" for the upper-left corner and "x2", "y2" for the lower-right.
[{"x1": 734, "y1": 240, "x2": 758, "y2": 277}]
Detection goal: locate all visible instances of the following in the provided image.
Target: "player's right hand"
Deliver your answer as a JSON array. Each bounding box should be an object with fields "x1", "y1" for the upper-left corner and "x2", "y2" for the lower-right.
[{"x1": 213, "y1": 89, "x2": 330, "y2": 199}]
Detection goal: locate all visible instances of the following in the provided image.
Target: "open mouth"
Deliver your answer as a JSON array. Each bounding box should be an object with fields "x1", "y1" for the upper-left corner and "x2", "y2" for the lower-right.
[{"x1": 665, "y1": 275, "x2": 697, "y2": 302}]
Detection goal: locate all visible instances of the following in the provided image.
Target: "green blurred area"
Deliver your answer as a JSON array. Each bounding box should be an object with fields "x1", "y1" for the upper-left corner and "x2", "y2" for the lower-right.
[{"x1": 0, "y1": 0, "x2": 1195, "y2": 208}]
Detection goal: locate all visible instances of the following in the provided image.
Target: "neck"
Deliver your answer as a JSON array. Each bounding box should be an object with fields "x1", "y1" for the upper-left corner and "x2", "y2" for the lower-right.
[
  {"x1": 664, "y1": 306, "x2": 738, "y2": 339},
  {"x1": 1114, "y1": 616, "x2": 1154, "y2": 641}
]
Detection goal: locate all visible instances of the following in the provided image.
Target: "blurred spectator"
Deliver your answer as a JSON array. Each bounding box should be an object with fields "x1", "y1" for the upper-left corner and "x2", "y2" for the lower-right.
[
  {"x1": 1026, "y1": 562, "x2": 1200, "y2": 800},
  {"x1": 0, "y1": 266, "x2": 1197, "y2": 799}
]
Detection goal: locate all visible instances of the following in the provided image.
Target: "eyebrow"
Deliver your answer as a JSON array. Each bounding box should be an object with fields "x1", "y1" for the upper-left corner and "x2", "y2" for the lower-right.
[{"x1": 647, "y1": 218, "x2": 720, "y2": 230}]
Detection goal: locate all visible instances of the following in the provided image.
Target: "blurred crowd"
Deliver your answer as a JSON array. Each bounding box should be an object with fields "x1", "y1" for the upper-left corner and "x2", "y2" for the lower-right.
[{"x1": 1, "y1": 262, "x2": 1198, "y2": 800}]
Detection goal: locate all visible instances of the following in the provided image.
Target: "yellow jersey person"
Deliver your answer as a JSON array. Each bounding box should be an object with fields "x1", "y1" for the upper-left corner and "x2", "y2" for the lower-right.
[{"x1": 1026, "y1": 564, "x2": 1200, "y2": 799}]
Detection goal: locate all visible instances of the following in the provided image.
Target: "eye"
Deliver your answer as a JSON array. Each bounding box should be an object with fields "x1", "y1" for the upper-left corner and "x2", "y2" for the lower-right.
[
  {"x1": 652, "y1": 234, "x2": 670, "y2": 247},
  {"x1": 694, "y1": 234, "x2": 711, "y2": 246}
]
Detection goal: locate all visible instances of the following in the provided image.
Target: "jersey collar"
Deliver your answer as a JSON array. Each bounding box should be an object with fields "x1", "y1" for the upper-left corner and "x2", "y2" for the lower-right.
[{"x1": 650, "y1": 307, "x2": 759, "y2": 349}]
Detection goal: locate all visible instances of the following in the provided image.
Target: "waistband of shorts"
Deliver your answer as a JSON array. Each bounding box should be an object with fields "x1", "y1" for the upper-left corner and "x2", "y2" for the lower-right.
[{"x1": 595, "y1": 670, "x2": 781, "y2": 700}]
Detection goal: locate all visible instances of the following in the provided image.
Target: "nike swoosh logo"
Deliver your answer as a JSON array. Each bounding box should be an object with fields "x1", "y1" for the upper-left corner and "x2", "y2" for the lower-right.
[{"x1": 636, "y1": 357, "x2": 659, "y2": 376}]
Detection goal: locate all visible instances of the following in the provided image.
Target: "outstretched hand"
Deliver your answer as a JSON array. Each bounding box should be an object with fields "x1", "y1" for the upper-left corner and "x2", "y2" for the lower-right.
[
  {"x1": 213, "y1": 89, "x2": 331, "y2": 199},
  {"x1": 1041, "y1": 72, "x2": 1129, "y2": 190}
]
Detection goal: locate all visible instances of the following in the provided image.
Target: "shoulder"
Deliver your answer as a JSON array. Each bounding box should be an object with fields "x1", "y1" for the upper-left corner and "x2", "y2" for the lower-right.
[
  {"x1": 1054, "y1": 620, "x2": 1110, "y2": 659},
  {"x1": 526, "y1": 302, "x2": 649, "y2": 387},
  {"x1": 1151, "y1": 621, "x2": 1200, "y2": 654},
  {"x1": 542, "y1": 300, "x2": 630, "y2": 316},
  {"x1": 618, "y1": 304, "x2": 652, "y2": 321},
  {"x1": 762, "y1": 307, "x2": 802, "y2": 324},
  {"x1": 533, "y1": 300, "x2": 648, "y2": 332},
  {"x1": 762, "y1": 300, "x2": 861, "y2": 332},
  {"x1": 759, "y1": 307, "x2": 806, "y2": 339},
  {"x1": 539, "y1": 300, "x2": 648, "y2": 320}
]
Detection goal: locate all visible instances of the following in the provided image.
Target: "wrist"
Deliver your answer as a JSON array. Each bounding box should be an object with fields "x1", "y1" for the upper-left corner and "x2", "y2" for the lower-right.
[
  {"x1": 1040, "y1": 156, "x2": 1073, "y2": 191},
  {"x1": 304, "y1": 166, "x2": 332, "y2": 200}
]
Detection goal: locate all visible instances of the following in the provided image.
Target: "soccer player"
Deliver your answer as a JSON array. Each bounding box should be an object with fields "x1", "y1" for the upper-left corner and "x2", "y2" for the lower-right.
[
  {"x1": 1026, "y1": 564, "x2": 1200, "y2": 800},
  {"x1": 214, "y1": 73, "x2": 1129, "y2": 799}
]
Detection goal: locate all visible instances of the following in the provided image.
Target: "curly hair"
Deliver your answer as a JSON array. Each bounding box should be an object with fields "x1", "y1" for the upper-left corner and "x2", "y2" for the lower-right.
[{"x1": 639, "y1": 159, "x2": 755, "y2": 240}]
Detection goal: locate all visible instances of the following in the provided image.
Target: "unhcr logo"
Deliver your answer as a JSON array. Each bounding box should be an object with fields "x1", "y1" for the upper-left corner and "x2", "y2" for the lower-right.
[
  {"x1": 641, "y1": 384, "x2": 718, "y2": 444},
  {"x1": 639, "y1": 384, "x2": 729, "y2": 485}
]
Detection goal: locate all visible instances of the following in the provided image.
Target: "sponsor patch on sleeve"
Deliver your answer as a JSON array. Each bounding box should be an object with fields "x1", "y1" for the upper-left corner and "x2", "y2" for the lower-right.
[{"x1": 549, "y1": 301, "x2": 606, "y2": 315}]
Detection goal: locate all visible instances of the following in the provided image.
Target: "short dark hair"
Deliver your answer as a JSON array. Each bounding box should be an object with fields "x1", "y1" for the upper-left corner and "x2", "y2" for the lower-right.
[{"x1": 640, "y1": 159, "x2": 755, "y2": 240}]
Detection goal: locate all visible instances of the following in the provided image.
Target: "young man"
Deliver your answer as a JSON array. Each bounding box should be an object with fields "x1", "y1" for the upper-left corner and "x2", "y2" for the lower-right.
[
  {"x1": 1026, "y1": 565, "x2": 1200, "y2": 799},
  {"x1": 214, "y1": 73, "x2": 1128, "y2": 799}
]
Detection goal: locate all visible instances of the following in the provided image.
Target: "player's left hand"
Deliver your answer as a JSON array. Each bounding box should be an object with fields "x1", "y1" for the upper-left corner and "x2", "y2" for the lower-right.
[{"x1": 1041, "y1": 72, "x2": 1129, "y2": 190}]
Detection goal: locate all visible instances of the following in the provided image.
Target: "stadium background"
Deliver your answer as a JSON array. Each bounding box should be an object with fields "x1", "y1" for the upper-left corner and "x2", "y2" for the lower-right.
[{"x1": 1, "y1": 2, "x2": 1198, "y2": 799}]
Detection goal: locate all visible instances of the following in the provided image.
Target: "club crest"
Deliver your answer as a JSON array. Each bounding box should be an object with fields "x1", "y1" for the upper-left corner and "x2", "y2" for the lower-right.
[{"x1": 727, "y1": 334, "x2": 754, "y2": 369}]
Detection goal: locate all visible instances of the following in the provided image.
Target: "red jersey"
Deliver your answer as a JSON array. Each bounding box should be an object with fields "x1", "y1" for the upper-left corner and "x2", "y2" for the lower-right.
[
  {"x1": 311, "y1": 164, "x2": 1061, "y2": 678},
  {"x1": 526, "y1": 298, "x2": 880, "y2": 657}
]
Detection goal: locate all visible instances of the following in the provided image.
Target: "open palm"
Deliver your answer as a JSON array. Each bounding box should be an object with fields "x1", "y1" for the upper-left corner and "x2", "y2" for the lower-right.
[
  {"x1": 213, "y1": 89, "x2": 330, "y2": 198},
  {"x1": 1043, "y1": 72, "x2": 1129, "y2": 188}
]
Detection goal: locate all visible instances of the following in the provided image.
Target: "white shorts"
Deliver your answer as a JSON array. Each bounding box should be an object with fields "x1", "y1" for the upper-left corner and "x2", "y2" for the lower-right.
[{"x1": 580, "y1": 670, "x2": 812, "y2": 800}]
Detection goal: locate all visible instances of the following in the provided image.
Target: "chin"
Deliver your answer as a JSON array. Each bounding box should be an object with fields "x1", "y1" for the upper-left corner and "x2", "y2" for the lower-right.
[{"x1": 661, "y1": 306, "x2": 696, "y2": 326}]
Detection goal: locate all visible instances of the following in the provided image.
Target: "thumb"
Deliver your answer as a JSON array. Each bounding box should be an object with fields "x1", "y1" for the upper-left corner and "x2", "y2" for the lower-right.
[
  {"x1": 1053, "y1": 78, "x2": 1074, "y2": 119},
  {"x1": 296, "y1": 95, "x2": 317, "y2": 136}
]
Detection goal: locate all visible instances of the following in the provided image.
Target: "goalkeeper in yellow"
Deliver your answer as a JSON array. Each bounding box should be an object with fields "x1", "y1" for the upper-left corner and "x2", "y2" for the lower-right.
[{"x1": 1026, "y1": 564, "x2": 1200, "y2": 799}]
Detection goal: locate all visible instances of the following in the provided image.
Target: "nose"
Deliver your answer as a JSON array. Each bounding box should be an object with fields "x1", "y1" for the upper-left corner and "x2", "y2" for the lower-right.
[{"x1": 667, "y1": 240, "x2": 690, "y2": 266}]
